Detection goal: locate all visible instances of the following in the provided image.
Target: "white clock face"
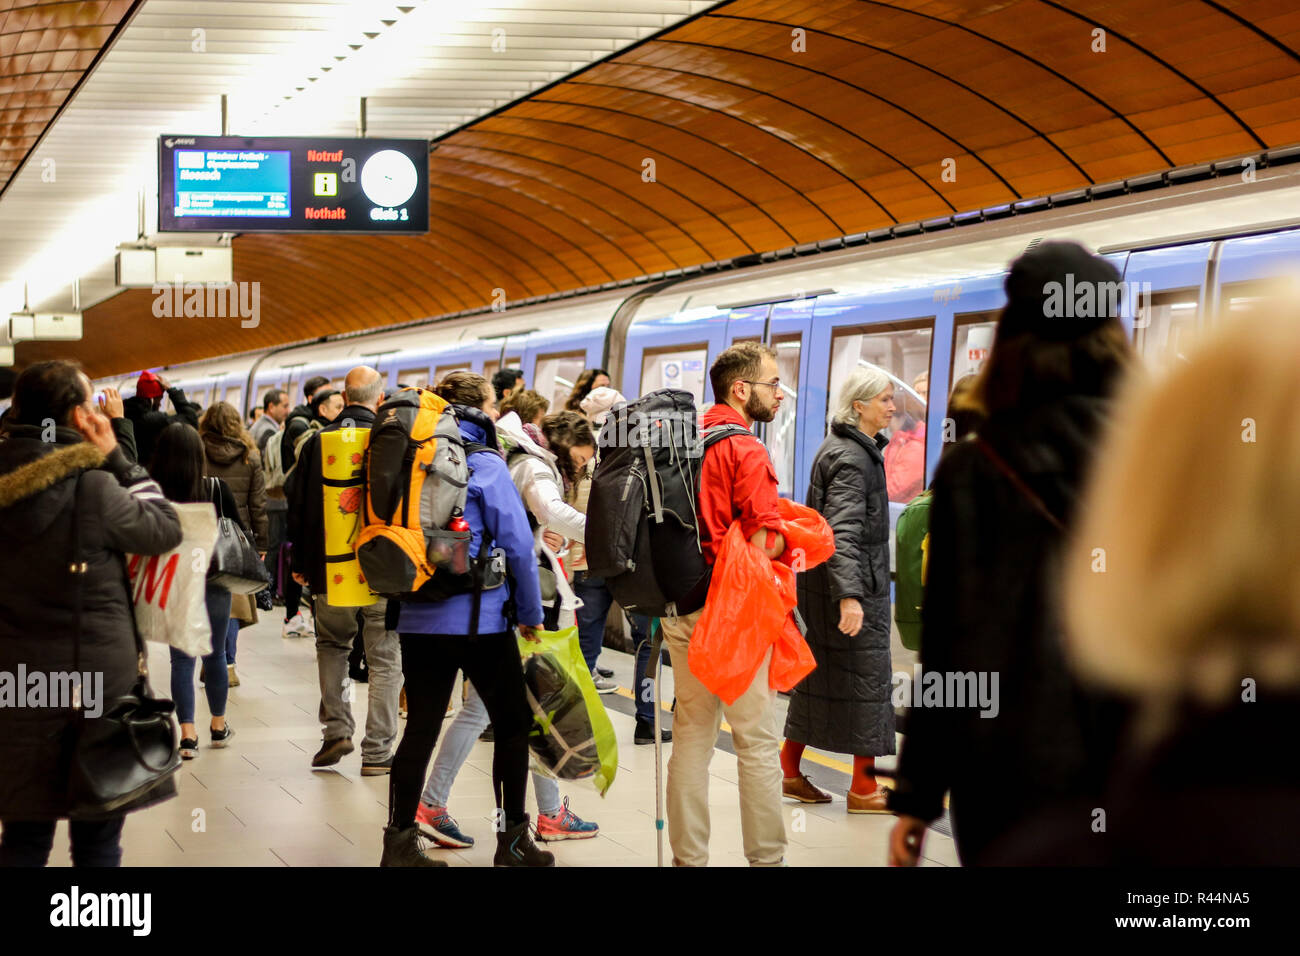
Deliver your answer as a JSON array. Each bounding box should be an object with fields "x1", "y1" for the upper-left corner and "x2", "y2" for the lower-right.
[{"x1": 360, "y1": 150, "x2": 418, "y2": 207}]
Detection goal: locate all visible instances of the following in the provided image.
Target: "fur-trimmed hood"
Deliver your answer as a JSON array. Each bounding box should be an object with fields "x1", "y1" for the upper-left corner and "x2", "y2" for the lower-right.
[{"x1": 0, "y1": 436, "x2": 105, "y2": 537}]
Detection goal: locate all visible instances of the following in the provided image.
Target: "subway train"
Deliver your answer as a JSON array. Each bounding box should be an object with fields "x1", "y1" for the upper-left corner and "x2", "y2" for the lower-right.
[{"x1": 91, "y1": 183, "x2": 1300, "y2": 525}]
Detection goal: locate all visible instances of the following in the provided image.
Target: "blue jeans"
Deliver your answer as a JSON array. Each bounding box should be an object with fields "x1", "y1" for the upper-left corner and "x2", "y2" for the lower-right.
[
  {"x1": 0, "y1": 817, "x2": 125, "y2": 867},
  {"x1": 226, "y1": 617, "x2": 239, "y2": 665},
  {"x1": 421, "y1": 683, "x2": 561, "y2": 815},
  {"x1": 170, "y1": 583, "x2": 231, "y2": 725},
  {"x1": 630, "y1": 613, "x2": 659, "y2": 723},
  {"x1": 572, "y1": 571, "x2": 613, "y2": 672}
]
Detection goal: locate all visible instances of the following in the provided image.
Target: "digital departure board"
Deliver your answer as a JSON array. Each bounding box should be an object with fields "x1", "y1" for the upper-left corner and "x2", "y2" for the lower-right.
[{"x1": 158, "y1": 135, "x2": 428, "y2": 234}]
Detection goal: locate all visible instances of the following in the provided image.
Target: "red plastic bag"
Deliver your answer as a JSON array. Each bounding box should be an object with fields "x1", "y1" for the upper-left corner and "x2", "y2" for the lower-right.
[
  {"x1": 689, "y1": 509, "x2": 828, "y2": 704},
  {"x1": 775, "y1": 498, "x2": 835, "y2": 572},
  {"x1": 690, "y1": 523, "x2": 792, "y2": 704}
]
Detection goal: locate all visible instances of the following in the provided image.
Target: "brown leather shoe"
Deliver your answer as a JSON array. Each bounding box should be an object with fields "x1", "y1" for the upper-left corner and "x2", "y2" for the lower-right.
[
  {"x1": 847, "y1": 786, "x2": 893, "y2": 814},
  {"x1": 783, "y1": 773, "x2": 832, "y2": 804}
]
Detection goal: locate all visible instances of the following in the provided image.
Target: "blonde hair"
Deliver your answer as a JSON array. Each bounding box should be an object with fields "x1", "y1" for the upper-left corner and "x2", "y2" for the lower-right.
[
  {"x1": 833, "y1": 364, "x2": 891, "y2": 426},
  {"x1": 1064, "y1": 303, "x2": 1300, "y2": 710}
]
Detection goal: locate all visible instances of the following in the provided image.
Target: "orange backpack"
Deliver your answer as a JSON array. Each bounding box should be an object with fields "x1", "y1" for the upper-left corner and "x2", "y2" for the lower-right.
[{"x1": 355, "y1": 388, "x2": 481, "y2": 599}]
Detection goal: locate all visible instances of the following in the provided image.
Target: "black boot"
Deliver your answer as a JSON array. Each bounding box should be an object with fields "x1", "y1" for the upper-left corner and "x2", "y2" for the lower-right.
[
  {"x1": 494, "y1": 815, "x2": 555, "y2": 867},
  {"x1": 381, "y1": 824, "x2": 448, "y2": 867}
]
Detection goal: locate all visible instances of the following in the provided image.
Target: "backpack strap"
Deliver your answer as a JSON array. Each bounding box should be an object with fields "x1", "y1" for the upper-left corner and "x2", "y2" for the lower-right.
[
  {"x1": 700, "y1": 423, "x2": 752, "y2": 451},
  {"x1": 462, "y1": 441, "x2": 500, "y2": 639},
  {"x1": 974, "y1": 437, "x2": 1065, "y2": 533}
]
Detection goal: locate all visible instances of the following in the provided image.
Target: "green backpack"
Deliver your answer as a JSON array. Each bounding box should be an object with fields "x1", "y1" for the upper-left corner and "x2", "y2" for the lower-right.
[{"x1": 894, "y1": 490, "x2": 932, "y2": 651}]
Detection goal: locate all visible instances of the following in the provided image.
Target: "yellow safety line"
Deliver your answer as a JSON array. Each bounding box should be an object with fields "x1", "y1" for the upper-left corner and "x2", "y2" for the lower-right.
[{"x1": 611, "y1": 686, "x2": 855, "y2": 775}]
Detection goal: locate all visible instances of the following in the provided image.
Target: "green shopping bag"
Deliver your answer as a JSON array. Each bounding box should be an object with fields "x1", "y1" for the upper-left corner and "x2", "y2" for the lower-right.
[{"x1": 517, "y1": 626, "x2": 618, "y2": 796}]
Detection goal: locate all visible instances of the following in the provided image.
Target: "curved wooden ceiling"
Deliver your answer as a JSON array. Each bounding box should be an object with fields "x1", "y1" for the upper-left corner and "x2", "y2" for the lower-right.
[
  {"x1": 22, "y1": 0, "x2": 1300, "y2": 377},
  {"x1": 0, "y1": 0, "x2": 135, "y2": 192}
]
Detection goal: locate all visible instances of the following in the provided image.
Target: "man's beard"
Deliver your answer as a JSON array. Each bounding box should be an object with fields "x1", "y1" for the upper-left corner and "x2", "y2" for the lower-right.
[{"x1": 745, "y1": 391, "x2": 776, "y2": 424}]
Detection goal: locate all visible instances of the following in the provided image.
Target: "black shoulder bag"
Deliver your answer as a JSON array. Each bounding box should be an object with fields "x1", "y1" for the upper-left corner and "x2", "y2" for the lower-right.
[{"x1": 67, "y1": 473, "x2": 182, "y2": 816}]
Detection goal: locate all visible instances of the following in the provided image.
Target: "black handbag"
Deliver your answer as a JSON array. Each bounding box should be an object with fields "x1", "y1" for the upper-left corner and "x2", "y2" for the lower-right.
[
  {"x1": 206, "y1": 477, "x2": 272, "y2": 594},
  {"x1": 67, "y1": 474, "x2": 182, "y2": 816}
]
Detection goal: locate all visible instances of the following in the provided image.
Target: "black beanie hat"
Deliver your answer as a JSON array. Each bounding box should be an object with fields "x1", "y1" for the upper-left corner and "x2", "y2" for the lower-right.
[{"x1": 998, "y1": 240, "x2": 1124, "y2": 342}]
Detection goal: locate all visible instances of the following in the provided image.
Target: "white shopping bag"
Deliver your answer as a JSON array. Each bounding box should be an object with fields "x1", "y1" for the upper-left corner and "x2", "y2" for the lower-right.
[{"x1": 126, "y1": 502, "x2": 219, "y2": 658}]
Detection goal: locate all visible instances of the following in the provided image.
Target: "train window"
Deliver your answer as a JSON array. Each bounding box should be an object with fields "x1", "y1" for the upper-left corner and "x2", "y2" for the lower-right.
[
  {"x1": 951, "y1": 312, "x2": 998, "y2": 387},
  {"x1": 397, "y1": 367, "x2": 428, "y2": 388},
  {"x1": 640, "y1": 344, "x2": 708, "y2": 404},
  {"x1": 1134, "y1": 290, "x2": 1199, "y2": 373},
  {"x1": 482, "y1": 357, "x2": 522, "y2": 387},
  {"x1": 224, "y1": 387, "x2": 241, "y2": 409},
  {"x1": 1221, "y1": 277, "x2": 1299, "y2": 319},
  {"x1": 828, "y1": 319, "x2": 933, "y2": 505},
  {"x1": 767, "y1": 335, "x2": 801, "y2": 496},
  {"x1": 432, "y1": 365, "x2": 471, "y2": 388},
  {"x1": 534, "y1": 351, "x2": 588, "y2": 410}
]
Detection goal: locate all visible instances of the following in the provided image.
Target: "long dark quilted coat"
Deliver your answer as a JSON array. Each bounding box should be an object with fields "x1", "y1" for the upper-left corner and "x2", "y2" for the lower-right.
[{"x1": 784, "y1": 422, "x2": 895, "y2": 756}]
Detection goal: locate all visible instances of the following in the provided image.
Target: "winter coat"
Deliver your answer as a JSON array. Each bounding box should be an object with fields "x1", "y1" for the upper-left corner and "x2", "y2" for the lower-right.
[
  {"x1": 784, "y1": 422, "x2": 895, "y2": 756},
  {"x1": 565, "y1": 458, "x2": 596, "y2": 571},
  {"x1": 992, "y1": 692, "x2": 1300, "y2": 865},
  {"x1": 285, "y1": 404, "x2": 373, "y2": 594},
  {"x1": 883, "y1": 421, "x2": 926, "y2": 503},
  {"x1": 0, "y1": 426, "x2": 182, "y2": 820},
  {"x1": 495, "y1": 412, "x2": 587, "y2": 543},
  {"x1": 122, "y1": 386, "x2": 201, "y2": 467},
  {"x1": 249, "y1": 414, "x2": 279, "y2": 456},
  {"x1": 279, "y1": 403, "x2": 315, "y2": 476},
  {"x1": 889, "y1": 395, "x2": 1126, "y2": 865},
  {"x1": 201, "y1": 433, "x2": 268, "y2": 550},
  {"x1": 397, "y1": 410, "x2": 544, "y2": 636}
]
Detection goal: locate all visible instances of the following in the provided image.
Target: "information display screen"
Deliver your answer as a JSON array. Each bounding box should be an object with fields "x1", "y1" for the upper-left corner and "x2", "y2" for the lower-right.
[{"x1": 159, "y1": 135, "x2": 428, "y2": 234}]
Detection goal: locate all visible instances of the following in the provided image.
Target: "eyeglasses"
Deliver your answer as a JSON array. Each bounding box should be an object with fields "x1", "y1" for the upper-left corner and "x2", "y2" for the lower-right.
[{"x1": 740, "y1": 379, "x2": 781, "y2": 391}]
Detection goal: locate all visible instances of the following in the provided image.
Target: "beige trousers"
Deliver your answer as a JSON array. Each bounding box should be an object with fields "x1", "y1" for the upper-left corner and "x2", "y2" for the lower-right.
[{"x1": 660, "y1": 608, "x2": 786, "y2": 866}]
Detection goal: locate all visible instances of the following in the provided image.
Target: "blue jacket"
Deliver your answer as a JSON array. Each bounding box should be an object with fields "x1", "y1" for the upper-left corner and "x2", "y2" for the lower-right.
[{"x1": 397, "y1": 416, "x2": 544, "y2": 635}]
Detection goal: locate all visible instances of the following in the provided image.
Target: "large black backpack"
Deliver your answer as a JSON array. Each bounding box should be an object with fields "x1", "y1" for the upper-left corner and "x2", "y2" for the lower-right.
[{"x1": 585, "y1": 388, "x2": 749, "y2": 618}]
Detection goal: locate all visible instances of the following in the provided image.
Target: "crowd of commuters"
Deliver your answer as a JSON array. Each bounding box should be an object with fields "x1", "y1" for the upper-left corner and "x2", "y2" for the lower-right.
[{"x1": 4, "y1": 237, "x2": 1298, "y2": 867}]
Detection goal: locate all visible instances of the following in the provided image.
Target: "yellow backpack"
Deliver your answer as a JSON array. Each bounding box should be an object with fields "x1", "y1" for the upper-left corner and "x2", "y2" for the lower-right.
[{"x1": 355, "y1": 388, "x2": 478, "y2": 598}]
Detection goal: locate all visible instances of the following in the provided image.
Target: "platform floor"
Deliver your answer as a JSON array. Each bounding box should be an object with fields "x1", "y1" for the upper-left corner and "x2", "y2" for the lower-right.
[{"x1": 45, "y1": 613, "x2": 959, "y2": 868}]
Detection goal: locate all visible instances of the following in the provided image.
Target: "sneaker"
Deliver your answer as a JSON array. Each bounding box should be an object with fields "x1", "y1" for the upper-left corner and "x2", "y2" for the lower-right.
[
  {"x1": 210, "y1": 723, "x2": 235, "y2": 748},
  {"x1": 380, "y1": 824, "x2": 448, "y2": 867},
  {"x1": 180, "y1": 737, "x2": 199, "y2": 760},
  {"x1": 590, "y1": 670, "x2": 618, "y2": 694},
  {"x1": 783, "y1": 773, "x2": 832, "y2": 804},
  {"x1": 536, "y1": 797, "x2": 599, "y2": 841},
  {"x1": 478, "y1": 724, "x2": 494, "y2": 742},
  {"x1": 634, "y1": 718, "x2": 672, "y2": 745},
  {"x1": 494, "y1": 815, "x2": 555, "y2": 867},
  {"x1": 227, "y1": 664, "x2": 240, "y2": 687},
  {"x1": 311, "y1": 737, "x2": 354, "y2": 768},
  {"x1": 360, "y1": 755, "x2": 393, "y2": 776},
  {"x1": 415, "y1": 804, "x2": 475, "y2": 848},
  {"x1": 595, "y1": 664, "x2": 614, "y2": 679},
  {"x1": 282, "y1": 612, "x2": 311, "y2": 638}
]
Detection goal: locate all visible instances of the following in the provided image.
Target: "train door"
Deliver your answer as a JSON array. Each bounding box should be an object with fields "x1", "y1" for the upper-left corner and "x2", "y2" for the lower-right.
[
  {"x1": 721, "y1": 302, "x2": 812, "y2": 501},
  {"x1": 531, "y1": 349, "x2": 588, "y2": 411},
  {"x1": 1213, "y1": 231, "x2": 1300, "y2": 326},
  {"x1": 1122, "y1": 242, "x2": 1212, "y2": 375},
  {"x1": 624, "y1": 306, "x2": 729, "y2": 402}
]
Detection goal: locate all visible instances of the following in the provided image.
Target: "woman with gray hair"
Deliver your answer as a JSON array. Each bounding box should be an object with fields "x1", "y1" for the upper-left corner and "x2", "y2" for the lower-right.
[{"x1": 781, "y1": 363, "x2": 897, "y2": 812}]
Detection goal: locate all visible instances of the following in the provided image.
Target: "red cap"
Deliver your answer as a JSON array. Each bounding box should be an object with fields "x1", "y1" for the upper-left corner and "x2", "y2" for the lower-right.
[{"x1": 136, "y1": 370, "x2": 165, "y2": 400}]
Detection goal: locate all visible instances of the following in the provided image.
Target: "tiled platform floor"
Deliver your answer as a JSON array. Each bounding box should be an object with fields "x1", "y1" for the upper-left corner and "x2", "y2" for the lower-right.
[{"x1": 45, "y1": 614, "x2": 958, "y2": 868}]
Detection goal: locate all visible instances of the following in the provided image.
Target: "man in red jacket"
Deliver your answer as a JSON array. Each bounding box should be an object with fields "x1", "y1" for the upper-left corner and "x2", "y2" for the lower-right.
[{"x1": 661, "y1": 341, "x2": 788, "y2": 866}]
